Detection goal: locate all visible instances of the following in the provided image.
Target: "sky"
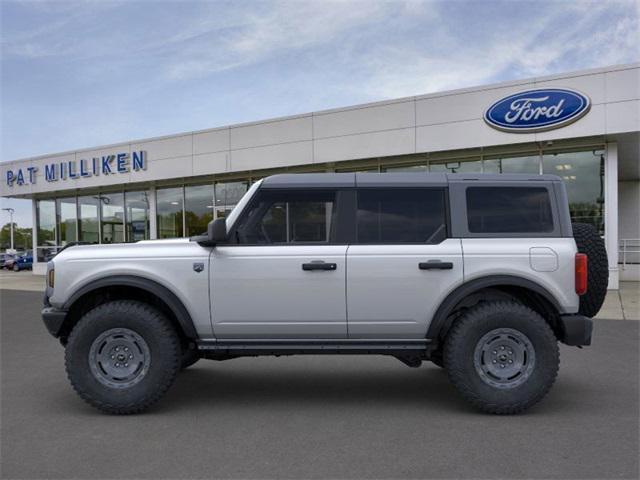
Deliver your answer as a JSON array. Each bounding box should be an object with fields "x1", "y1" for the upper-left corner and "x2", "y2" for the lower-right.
[{"x1": 1, "y1": 0, "x2": 639, "y2": 228}]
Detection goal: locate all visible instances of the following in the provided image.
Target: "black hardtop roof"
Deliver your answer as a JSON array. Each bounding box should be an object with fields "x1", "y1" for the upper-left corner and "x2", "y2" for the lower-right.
[{"x1": 261, "y1": 172, "x2": 562, "y2": 188}]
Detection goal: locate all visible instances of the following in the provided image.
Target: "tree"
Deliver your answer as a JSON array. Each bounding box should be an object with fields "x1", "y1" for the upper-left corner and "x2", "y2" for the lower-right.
[{"x1": 0, "y1": 223, "x2": 33, "y2": 251}]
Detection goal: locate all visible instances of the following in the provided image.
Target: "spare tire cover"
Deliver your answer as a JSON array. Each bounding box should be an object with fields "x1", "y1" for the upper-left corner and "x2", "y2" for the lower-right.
[{"x1": 572, "y1": 223, "x2": 609, "y2": 317}]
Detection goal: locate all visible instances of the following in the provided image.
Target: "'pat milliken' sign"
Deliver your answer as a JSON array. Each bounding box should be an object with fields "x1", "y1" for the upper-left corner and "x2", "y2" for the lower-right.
[
  {"x1": 5, "y1": 151, "x2": 146, "y2": 187},
  {"x1": 484, "y1": 88, "x2": 591, "y2": 133}
]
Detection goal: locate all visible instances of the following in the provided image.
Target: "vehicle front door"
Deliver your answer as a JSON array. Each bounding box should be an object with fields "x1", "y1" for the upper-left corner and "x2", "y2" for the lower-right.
[{"x1": 210, "y1": 188, "x2": 348, "y2": 339}]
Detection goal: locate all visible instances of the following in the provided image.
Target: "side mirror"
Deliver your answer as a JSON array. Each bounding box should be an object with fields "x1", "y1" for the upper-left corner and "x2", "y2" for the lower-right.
[{"x1": 208, "y1": 218, "x2": 227, "y2": 244}]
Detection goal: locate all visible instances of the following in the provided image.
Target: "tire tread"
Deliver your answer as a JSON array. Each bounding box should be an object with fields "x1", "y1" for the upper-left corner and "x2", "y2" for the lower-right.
[
  {"x1": 65, "y1": 300, "x2": 180, "y2": 415},
  {"x1": 444, "y1": 301, "x2": 559, "y2": 414}
]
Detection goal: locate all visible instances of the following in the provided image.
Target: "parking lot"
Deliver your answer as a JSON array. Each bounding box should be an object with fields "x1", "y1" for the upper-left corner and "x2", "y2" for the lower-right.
[{"x1": 1, "y1": 288, "x2": 638, "y2": 479}]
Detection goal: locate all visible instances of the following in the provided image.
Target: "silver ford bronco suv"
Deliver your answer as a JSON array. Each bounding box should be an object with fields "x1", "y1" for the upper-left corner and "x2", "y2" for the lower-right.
[{"x1": 42, "y1": 173, "x2": 608, "y2": 414}]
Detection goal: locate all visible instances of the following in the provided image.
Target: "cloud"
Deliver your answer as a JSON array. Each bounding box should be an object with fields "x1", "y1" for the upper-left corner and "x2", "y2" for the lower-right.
[
  {"x1": 163, "y1": 1, "x2": 404, "y2": 80},
  {"x1": 351, "y1": 0, "x2": 640, "y2": 99}
]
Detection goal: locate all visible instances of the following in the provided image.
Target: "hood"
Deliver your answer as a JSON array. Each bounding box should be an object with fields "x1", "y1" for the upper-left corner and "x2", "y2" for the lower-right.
[{"x1": 53, "y1": 238, "x2": 207, "y2": 262}]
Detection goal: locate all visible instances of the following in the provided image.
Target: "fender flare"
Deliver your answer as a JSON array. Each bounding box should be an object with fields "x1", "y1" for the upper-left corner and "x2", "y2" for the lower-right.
[
  {"x1": 426, "y1": 275, "x2": 562, "y2": 340},
  {"x1": 63, "y1": 275, "x2": 198, "y2": 339}
]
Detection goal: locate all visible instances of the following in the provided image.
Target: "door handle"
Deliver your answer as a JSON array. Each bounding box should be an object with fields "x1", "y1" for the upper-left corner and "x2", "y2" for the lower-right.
[
  {"x1": 419, "y1": 260, "x2": 453, "y2": 270},
  {"x1": 302, "y1": 261, "x2": 337, "y2": 271}
]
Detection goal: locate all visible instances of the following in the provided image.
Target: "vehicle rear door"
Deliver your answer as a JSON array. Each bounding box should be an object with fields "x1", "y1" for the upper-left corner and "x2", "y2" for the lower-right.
[{"x1": 346, "y1": 186, "x2": 463, "y2": 338}]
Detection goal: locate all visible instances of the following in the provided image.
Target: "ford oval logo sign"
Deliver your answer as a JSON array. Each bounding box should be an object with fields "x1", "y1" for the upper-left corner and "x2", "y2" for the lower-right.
[{"x1": 484, "y1": 88, "x2": 591, "y2": 133}]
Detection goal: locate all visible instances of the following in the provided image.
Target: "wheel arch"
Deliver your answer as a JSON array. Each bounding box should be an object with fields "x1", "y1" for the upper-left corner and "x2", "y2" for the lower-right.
[
  {"x1": 59, "y1": 275, "x2": 198, "y2": 343},
  {"x1": 426, "y1": 275, "x2": 563, "y2": 341}
]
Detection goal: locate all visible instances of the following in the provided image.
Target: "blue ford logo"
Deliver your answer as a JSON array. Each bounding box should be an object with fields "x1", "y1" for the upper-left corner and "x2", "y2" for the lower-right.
[{"x1": 484, "y1": 88, "x2": 591, "y2": 132}]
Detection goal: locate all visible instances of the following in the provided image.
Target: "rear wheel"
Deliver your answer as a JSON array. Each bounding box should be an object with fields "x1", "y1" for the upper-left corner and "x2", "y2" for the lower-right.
[
  {"x1": 65, "y1": 300, "x2": 181, "y2": 414},
  {"x1": 572, "y1": 223, "x2": 608, "y2": 317},
  {"x1": 444, "y1": 301, "x2": 559, "y2": 414}
]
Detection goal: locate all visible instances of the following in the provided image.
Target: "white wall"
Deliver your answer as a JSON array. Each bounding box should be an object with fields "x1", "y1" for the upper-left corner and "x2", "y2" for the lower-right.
[{"x1": 2, "y1": 63, "x2": 639, "y2": 198}]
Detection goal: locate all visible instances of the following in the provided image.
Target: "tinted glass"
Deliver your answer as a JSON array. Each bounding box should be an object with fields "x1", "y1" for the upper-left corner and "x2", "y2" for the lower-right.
[
  {"x1": 214, "y1": 181, "x2": 248, "y2": 219},
  {"x1": 543, "y1": 151, "x2": 604, "y2": 234},
  {"x1": 157, "y1": 187, "x2": 184, "y2": 238},
  {"x1": 78, "y1": 196, "x2": 99, "y2": 243},
  {"x1": 56, "y1": 197, "x2": 77, "y2": 245},
  {"x1": 185, "y1": 184, "x2": 214, "y2": 236},
  {"x1": 36, "y1": 200, "x2": 56, "y2": 246},
  {"x1": 466, "y1": 187, "x2": 554, "y2": 233},
  {"x1": 430, "y1": 159, "x2": 482, "y2": 173},
  {"x1": 100, "y1": 193, "x2": 124, "y2": 243},
  {"x1": 125, "y1": 191, "x2": 150, "y2": 242},
  {"x1": 356, "y1": 189, "x2": 447, "y2": 244},
  {"x1": 234, "y1": 190, "x2": 336, "y2": 244},
  {"x1": 483, "y1": 155, "x2": 540, "y2": 174}
]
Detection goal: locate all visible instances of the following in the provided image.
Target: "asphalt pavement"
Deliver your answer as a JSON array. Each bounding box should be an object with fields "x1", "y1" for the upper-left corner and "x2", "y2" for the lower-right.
[{"x1": 1, "y1": 289, "x2": 638, "y2": 479}]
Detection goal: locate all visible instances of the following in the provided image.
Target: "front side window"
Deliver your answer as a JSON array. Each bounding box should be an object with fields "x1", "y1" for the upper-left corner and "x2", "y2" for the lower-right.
[
  {"x1": 233, "y1": 190, "x2": 336, "y2": 244},
  {"x1": 356, "y1": 188, "x2": 447, "y2": 244},
  {"x1": 466, "y1": 187, "x2": 554, "y2": 233}
]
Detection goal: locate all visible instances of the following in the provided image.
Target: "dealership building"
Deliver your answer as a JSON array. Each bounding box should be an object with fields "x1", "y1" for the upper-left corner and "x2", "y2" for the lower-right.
[{"x1": 1, "y1": 63, "x2": 638, "y2": 287}]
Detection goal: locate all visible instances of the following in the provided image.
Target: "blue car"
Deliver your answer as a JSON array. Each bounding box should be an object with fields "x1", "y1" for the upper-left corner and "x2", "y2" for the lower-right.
[{"x1": 13, "y1": 252, "x2": 33, "y2": 271}]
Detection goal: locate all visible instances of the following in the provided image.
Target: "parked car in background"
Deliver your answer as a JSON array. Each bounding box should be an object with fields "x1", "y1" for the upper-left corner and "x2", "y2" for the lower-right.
[
  {"x1": 12, "y1": 251, "x2": 33, "y2": 271},
  {"x1": 1, "y1": 253, "x2": 16, "y2": 269}
]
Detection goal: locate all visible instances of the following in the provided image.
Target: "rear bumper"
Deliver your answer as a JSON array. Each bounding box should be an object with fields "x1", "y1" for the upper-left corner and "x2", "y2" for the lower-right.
[
  {"x1": 559, "y1": 314, "x2": 593, "y2": 346},
  {"x1": 42, "y1": 307, "x2": 68, "y2": 338}
]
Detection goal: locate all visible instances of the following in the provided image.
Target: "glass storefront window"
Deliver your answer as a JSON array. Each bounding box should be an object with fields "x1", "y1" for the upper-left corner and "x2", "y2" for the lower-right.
[
  {"x1": 100, "y1": 193, "x2": 124, "y2": 243},
  {"x1": 214, "y1": 181, "x2": 248, "y2": 218},
  {"x1": 185, "y1": 184, "x2": 214, "y2": 237},
  {"x1": 430, "y1": 159, "x2": 482, "y2": 173},
  {"x1": 36, "y1": 200, "x2": 56, "y2": 261},
  {"x1": 78, "y1": 196, "x2": 100, "y2": 243},
  {"x1": 336, "y1": 166, "x2": 380, "y2": 173},
  {"x1": 384, "y1": 165, "x2": 428, "y2": 173},
  {"x1": 483, "y1": 155, "x2": 541, "y2": 174},
  {"x1": 56, "y1": 197, "x2": 77, "y2": 246},
  {"x1": 543, "y1": 151, "x2": 604, "y2": 233},
  {"x1": 125, "y1": 191, "x2": 150, "y2": 242},
  {"x1": 157, "y1": 187, "x2": 184, "y2": 238}
]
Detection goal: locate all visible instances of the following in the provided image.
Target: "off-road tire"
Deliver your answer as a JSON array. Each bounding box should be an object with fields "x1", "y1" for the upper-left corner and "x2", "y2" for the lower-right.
[
  {"x1": 181, "y1": 347, "x2": 200, "y2": 369},
  {"x1": 572, "y1": 223, "x2": 608, "y2": 318},
  {"x1": 444, "y1": 301, "x2": 559, "y2": 414},
  {"x1": 65, "y1": 300, "x2": 181, "y2": 414}
]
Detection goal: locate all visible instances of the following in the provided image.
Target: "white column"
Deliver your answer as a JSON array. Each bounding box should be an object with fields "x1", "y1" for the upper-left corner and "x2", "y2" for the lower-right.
[
  {"x1": 31, "y1": 198, "x2": 43, "y2": 275},
  {"x1": 149, "y1": 187, "x2": 157, "y2": 239},
  {"x1": 605, "y1": 142, "x2": 619, "y2": 290}
]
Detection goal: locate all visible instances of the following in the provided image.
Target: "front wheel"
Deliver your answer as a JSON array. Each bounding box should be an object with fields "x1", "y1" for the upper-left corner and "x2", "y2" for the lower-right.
[
  {"x1": 444, "y1": 301, "x2": 559, "y2": 414},
  {"x1": 13, "y1": 264, "x2": 19, "y2": 272},
  {"x1": 65, "y1": 300, "x2": 181, "y2": 414}
]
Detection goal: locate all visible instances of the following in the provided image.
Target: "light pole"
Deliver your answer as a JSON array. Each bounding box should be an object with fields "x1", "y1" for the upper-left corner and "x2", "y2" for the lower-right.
[{"x1": 2, "y1": 207, "x2": 15, "y2": 251}]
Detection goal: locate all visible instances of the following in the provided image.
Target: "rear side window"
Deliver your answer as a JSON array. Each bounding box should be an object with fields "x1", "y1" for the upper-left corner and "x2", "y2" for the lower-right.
[
  {"x1": 466, "y1": 187, "x2": 554, "y2": 233},
  {"x1": 356, "y1": 188, "x2": 447, "y2": 244}
]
